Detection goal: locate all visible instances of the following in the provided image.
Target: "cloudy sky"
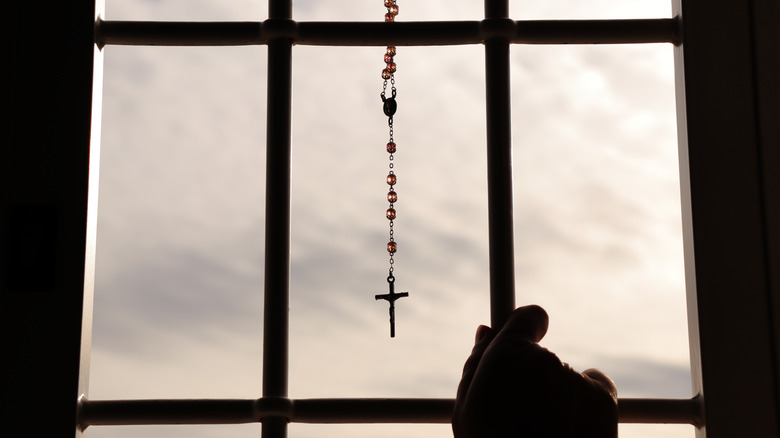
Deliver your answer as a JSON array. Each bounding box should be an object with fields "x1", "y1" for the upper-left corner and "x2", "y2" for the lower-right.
[{"x1": 87, "y1": 1, "x2": 693, "y2": 437}]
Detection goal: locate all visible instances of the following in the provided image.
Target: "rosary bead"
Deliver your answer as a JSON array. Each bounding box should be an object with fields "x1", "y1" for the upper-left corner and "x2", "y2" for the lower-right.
[
  {"x1": 385, "y1": 12, "x2": 395, "y2": 22},
  {"x1": 384, "y1": 54, "x2": 394, "y2": 63},
  {"x1": 381, "y1": 68, "x2": 392, "y2": 79},
  {"x1": 387, "y1": 173, "x2": 397, "y2": 185},
  {"x1": 384, "y1": 0, "x2": 394, "y2": 7},
  {"x1": 386, "y1": 208, "x2": 396, "y2": 220},
  {"x1": 387, "y1": 241, "x2": 397, "y2": 253},
  {"x1": 388, "y1": 5, "x2": 399, "y2": 15},
  {"x1": 386, "y1": 141, "x2": 396, "y2": 153},
  {"x1": 387, "y1": 191, "x2": 398, "y2": 202},
  {"x1": 386, "y1": 46, "x2": 396, "y2": 56},
  {"x1": 387, "y1": 62, "x2": 396, "y2": 73}
]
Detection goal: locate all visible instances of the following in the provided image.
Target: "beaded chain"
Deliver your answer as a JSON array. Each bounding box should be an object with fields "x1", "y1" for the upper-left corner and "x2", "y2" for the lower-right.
[{"x1": 375, "y1": 0, "x2": 408, "y2": 338}]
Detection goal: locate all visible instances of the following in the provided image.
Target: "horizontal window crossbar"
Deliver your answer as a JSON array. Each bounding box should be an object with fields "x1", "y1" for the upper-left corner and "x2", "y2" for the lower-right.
[
  {"x1": 96, "y1": 18, "x2": 678, "y2": 48},
  {"x1": 78, "y1": 396, "x2": 701, "y2": 428}
]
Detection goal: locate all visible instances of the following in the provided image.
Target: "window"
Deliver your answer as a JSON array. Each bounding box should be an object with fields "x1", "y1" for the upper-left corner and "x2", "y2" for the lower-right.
[{"x1": 5, "y1": 1, "x2": 778, "y2": 438}]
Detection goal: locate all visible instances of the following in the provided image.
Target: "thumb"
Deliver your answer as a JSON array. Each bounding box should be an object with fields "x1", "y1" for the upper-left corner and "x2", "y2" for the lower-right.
[{"x1": 498, "y1": 305, "x2": 549, "y2": 343}]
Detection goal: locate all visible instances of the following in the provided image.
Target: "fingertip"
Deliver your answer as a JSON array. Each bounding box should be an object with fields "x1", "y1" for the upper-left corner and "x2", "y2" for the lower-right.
[
  {"x1": 504, "y1": 305, "x2": 549, "y2": 342},
  {"x1": 475, "y1": 325, "x2": 492, "y2": 344},
  {"x1": 582, "y1": 368, "x2": 618, "y2": 399}
]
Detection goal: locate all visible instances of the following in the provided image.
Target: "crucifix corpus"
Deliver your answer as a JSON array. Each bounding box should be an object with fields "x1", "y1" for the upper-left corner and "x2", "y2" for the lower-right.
[{"x1": 375, "y1": 273, "x2": 409, "y2": 338}]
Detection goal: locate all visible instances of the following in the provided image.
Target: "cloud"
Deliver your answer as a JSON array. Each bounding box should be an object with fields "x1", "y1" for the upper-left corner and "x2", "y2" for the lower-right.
[{"x1": 605, "y1": 356, "x2": 692, "y2": 399}]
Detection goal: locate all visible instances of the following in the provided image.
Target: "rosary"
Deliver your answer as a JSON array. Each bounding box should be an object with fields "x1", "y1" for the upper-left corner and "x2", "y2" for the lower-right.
[{"x1": 374, "y1": 0, "x2": 409, "y2": 338}]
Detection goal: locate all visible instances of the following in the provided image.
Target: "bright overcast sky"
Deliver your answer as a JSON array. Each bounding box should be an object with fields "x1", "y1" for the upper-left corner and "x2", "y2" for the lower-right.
[{"x1": 88, "y1": 1, "x2": 693, "y2": 438}]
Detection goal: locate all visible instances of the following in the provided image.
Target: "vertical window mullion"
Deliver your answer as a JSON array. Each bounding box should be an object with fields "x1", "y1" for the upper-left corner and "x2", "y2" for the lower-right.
[
  {"x1": 484, "y1": 0, "x2": 516, "y2": 328},
  {"x1": 262, "y1": 2, "x2": 294, "y2": 438}
]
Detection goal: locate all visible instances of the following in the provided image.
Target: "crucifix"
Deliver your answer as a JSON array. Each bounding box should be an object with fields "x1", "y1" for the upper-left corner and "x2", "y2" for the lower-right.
[{"x1": 375, "y1": 274, "x2": 408, "y2": 337}]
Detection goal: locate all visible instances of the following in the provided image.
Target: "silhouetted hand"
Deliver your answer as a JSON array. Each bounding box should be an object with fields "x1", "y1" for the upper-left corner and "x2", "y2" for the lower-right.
[{"x1": 453, "y1": 305, "x2": 618, "y2": 438}]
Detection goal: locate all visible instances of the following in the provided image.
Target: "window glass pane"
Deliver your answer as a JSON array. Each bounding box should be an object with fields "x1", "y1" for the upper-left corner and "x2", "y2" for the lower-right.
[
  {"x1": 294, "y1": 0, "x2": 481, "y2": 21},
  {"x1": 86, "y1": 425, "x2": 260, "y2": 438},
  {"x1": 91, "y1": 44, "x2": 267, "y2": 404},
  {"x1": 289, "y1": 44, "x2": 488, "y2": 405},
  {"x1": 105, "y1": 0, "x2": 266, "y2": 20},
  {"x1": 511, "y1": 0, "x2": 672, "y2": 19},
  {"x1": 511, "y1": 42, "x2": 691, "y2": 436},
  {"x1": 290, "y1": 424, "x2": 452, "y2": 438},
  {"x1": 621, "y1": 424, "x2": 696, "y2": 438}
]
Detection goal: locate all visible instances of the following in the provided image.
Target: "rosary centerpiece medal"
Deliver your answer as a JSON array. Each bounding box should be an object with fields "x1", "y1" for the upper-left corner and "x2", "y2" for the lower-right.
[{"x1": 374, "y1": 0, "x2": 408, "y2": 338}]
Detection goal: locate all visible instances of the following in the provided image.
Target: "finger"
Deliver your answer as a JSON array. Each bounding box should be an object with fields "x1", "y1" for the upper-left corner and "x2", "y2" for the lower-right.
[
  {"x1": 582, "y1": 368, "x2": 618, "y2": 400},
  {"x1": 499, "y1": 304, "x2": 549, "y2": 343},
  {"x1": 455, "y1": 325, "x2": 495, "y2": 404}
]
